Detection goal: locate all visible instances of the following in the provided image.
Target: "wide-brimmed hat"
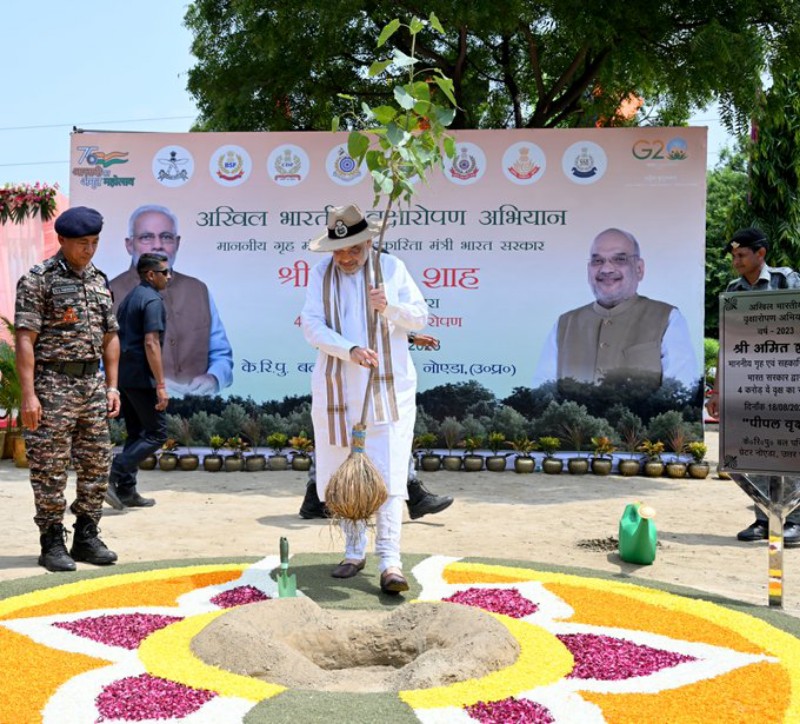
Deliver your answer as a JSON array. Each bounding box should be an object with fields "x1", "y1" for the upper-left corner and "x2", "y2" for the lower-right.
[{"x1": 309, "y1": 204, "x2": 381, "y2": 252}]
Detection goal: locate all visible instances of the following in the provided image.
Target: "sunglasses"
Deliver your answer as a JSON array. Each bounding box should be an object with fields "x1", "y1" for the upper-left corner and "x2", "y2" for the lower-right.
[{"x1": 152, "y1": 268, "x2": 172, "y2": 277}]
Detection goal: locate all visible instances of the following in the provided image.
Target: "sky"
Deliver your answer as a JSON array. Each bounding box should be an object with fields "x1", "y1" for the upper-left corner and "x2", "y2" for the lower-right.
[{"x1": 1, "y1": 2, "x2": 733, "y2": 194}]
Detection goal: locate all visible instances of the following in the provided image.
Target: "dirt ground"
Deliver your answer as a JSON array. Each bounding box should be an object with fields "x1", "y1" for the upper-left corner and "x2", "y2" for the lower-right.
[{"x1": 1, "y1": 427, "x2": 799, "y2": 617}]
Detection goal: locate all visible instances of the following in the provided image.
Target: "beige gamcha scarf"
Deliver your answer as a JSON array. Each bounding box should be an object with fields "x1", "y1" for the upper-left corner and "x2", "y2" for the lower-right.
[{"x1": 321, "y1": 250, "x2": 399, "y2": 446}]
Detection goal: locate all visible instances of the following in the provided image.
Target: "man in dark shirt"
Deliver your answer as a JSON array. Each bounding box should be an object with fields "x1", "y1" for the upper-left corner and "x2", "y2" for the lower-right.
[{"x1": 106, "y1": 253, "x2": 171, "y2": 509}]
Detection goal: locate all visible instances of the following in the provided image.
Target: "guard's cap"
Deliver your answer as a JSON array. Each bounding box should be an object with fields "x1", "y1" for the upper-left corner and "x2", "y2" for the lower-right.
[
  {"x1": 54, "y1": 206, "x2": 104, "y2": 238},
  {"x1": 725, "y1": 227, "x2": 768, "y2": 254}
]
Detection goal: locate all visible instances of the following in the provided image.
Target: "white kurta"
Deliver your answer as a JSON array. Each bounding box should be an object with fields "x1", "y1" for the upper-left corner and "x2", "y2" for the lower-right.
[{"x1": 301, "y1": 253, "x2": 427, "y2": 503}]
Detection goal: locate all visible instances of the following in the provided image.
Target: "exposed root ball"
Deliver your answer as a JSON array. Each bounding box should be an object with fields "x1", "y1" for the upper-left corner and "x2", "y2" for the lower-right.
[{"x1": 325, "y1": 452, "x2": 388, "y2": 522}]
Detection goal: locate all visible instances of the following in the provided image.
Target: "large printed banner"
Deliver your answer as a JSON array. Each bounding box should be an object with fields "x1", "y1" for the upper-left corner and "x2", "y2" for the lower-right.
[{"x1": 70, "y1": 128, "x2": 707, "y2": 403}]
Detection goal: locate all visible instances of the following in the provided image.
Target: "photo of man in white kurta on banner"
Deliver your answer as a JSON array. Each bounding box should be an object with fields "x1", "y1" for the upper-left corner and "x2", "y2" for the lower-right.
[{"x1": 301, "y1": 204, "x2": 428, "y2": 595}]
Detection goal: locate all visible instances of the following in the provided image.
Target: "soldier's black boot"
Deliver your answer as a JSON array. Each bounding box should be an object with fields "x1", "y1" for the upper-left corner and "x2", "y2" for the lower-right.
[
  {"x1": 38, "y1": 524, "x2": 77, "y2": 572},
  {"x1": 299, "y1": 480, "x2": 330, "y2": 519},
  {"x1": 70, "y1": 515, "x2": 118, "y2": 566},
  {"x1": 406, "y1": 478, "x2": 454, "y2": 520}
]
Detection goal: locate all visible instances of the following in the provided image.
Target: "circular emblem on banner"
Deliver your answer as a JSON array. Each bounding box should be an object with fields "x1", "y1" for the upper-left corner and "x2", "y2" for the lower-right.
[
  {"x1": 502, "y1": 142, "x2": 546, "y2": 185},
  {"x1": 561, "y1": 141, "x2": 607, "y2": 185},
  {"x1": 325, "y1": 144, "x2": 365, "y2": 186},
  {"x1": 268, "y1": 145, "x2": 309, "y2": 186},
  {"x1": 445, "y1": 142, "x2": 486, "y2": 186},
  {"x1": 152, "y1": 146, "x2": 194, "y2": 188},
  {"x1": 210, "y1": 145, "x2": 252, "y2": 187}
]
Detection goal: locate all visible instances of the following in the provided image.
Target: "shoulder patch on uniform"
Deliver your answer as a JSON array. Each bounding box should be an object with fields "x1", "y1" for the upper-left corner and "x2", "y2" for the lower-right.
[{"x1": 30, "y1": 264, "x2": 46, "y2": 275}]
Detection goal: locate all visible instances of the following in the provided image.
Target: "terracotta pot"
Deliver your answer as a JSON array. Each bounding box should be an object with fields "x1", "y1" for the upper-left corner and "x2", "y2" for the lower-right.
[
  {"x1": 687, "y1": 462, "x2": 710, "y2": 479},
  {"x1": 138, "y1": 454, "x2": 158, "y2": 470},
  {"x1": 224, "y1": 455, "x2": 244, "y2": 472},
  {"x1": 419, "y1": 454, "x2": 442, "y2": 472},
  {"x1": 12, "y1": 435, "x2": 28, "y2": 468},
  {"x1": 617, "y1": 458, "x2": 642, "y2": 477},
  {"x1": 245, "y1": 454, "x2": 267, "y2": 472},
  {"x1": 2, "y1": 428, "x2": 20, "y2": 459},
  {"x1": 158, "y1": 452, "x2": 179, "y2": 471},
  {"x1": 514, "y1": 456, "x2": 535, "y2": 474},
  {"x1": 268, "y1": 454, "x2": 289, "y2": 471},
  {"x1": 567, "y1": 457, "x2": 589, "y2": 475},
  {"x1": 441, "y1": 455, "x2": 462, "y2": 471},
  {"x1": 291, "y1": 455, "x2": 312, "y2": 472},
  {"x1": 485, "y1": 455, "x2": 507, "y2": 472},
  {"x1": 643, "y1": 460, "x2": 665, "y2": 477},
  {"x1": 591, "y1": 458, "x2": 613, "y2": 475},
  {"x1": 541, "y1": 457, "x2": 563, "y2": 474},
  {"x1": 203, "y1": 454, "x2": 223, "y2": 472},
  {"x1": 462, "y1": 454, "x2": 484, "y2": 472},
  {"x1": 179, "y1": 454, "x2": 200, "y2": 471},
  {"x1": 665, "y1": 462, "x2": 687, "y2": 479}
]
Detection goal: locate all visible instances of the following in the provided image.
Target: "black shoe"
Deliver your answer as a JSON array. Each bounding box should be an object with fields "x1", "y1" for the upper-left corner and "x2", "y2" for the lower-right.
[
  {"x1": 117, "y1": 489, "x2": 156, "y2": 507},
  {"x1": 38, "y1": 524, "x2": 77, "y2": 572},
  {"x1": 784, "y1": 523, "x2": 800, "y2": 546},
  {"x1": 70, "y1": 516, "x2": 118, "y2": 565},
  {"x1": 104, "y1": 482, "x2": 126, "y2": 510},
  {"x1": 737, "y1": 520, "x2": 768, "y2": 541},
  {"x1": 299, "y1": 481, "x2": 330, "y2": 519},
  {"x1": 406, "y1": 478, "x2": 454, "y2": 520}
]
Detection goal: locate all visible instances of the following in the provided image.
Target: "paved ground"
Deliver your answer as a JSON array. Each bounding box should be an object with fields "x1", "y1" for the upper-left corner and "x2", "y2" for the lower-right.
[{"x1": 1, "y1": 427, "x2": 798, "y2": 616}]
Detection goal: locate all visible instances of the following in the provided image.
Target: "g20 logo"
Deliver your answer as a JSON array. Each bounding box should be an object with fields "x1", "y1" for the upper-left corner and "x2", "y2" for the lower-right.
[{"x1": 632, "y1": 137, "x2": 688, "y2": 161}]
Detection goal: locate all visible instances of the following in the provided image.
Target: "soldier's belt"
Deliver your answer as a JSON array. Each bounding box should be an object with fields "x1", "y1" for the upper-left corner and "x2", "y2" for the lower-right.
[{"x1": 38, "y1": 360, "x2": 100, "y2": 378}]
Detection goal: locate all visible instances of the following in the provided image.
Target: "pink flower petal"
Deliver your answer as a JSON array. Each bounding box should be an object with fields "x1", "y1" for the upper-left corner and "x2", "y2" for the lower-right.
[
  {"x1": 466, "y1": 696, "x2": 555, "y2": 723},
  {"x1": 210, "y1": 585, "x2": 270, "y2": 608},
  {"x1": 96, "y1": 674, "x2": 215, "y2": 721},
  {"x1": 444, "y1": 587, "x2": 538, "y2": 618},
  {"x1": 53, "y1": 614, "x2": 182, "y2": 650},
  {"x1": 557, "y1": 633, "x2": 695, "y2": 680}
]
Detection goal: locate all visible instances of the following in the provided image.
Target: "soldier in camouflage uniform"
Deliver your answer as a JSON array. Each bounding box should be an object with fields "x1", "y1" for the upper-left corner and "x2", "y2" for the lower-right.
[{"x1": 14, "y1": 206, "x2": 122, "y2": 572}]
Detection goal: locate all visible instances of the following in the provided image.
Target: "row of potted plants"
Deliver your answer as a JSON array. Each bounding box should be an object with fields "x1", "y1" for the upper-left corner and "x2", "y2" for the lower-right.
[
  {"x1": 136, "y1": 433, "x2": 314, "y2": 473},
  {"x1": 413, "y1": 432, "x2": 710, "y2": 479}
]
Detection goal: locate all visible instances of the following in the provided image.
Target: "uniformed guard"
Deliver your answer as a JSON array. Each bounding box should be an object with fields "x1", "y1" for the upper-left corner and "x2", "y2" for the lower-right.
[{"x1": 14, "y1": 206, "x2": 122, "y2": 572}]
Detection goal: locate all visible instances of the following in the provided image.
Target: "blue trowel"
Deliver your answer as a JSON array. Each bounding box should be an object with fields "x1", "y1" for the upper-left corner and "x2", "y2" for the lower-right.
[{"x1": 278, "y1": 537, "x2": 297, "y2": 597}]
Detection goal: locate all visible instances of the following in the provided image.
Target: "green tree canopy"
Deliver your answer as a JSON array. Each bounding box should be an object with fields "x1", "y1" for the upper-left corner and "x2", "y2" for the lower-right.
[
  {"x1": 729, "y1": 62, "x2": 800, "y2": 267},
  {"x1": 185, "y1": 0, "x2": 800, "y2": 132}
]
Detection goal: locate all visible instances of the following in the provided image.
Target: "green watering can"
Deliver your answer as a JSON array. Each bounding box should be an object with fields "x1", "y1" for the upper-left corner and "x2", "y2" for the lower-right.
[
  {"x1": 277, "y1": 537, "x2": 297, "y2": 597},
  {"x1": 618, "y1": 502, "x2": 657, "y2": 565}
]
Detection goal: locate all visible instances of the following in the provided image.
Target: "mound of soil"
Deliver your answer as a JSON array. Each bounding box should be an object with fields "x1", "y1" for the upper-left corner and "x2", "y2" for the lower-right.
[{"x1": 192, "y1": 597, "x2": 519, "y2": 692}]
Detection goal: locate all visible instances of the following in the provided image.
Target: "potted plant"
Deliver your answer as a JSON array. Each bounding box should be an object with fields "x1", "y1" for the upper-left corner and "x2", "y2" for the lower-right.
[
  {"x1": 686, "y1": 441, "x2": 710, "y2": 479},
  {"x1": 616, "y1": 414, "x2": 644, "y2": 476},
  {"x1": 0, "y1": 316, "x2": 25, "y2": 466},
  {"x1": 414, "y1": 432, "x2": 441, "y2": 472},
  {"x1": 461, "y1": 436, "x2": 484, "y2": 472},
  {"x1": 485, "y1": 430, "x2": 508, "y2": 472},
  {"x1": 590, "y1": 436, "x2": 615, "y2": 475},
  {"x1": 266, "y1": 432, "x2": 289, "y2": 471},
  {"x1": 223, "y1": 436, "x2": 246, "y2": 472},
  {"x1": 203, "y1": 434, "x2": 225, "y2": 472},
  {"x1": 177, "y1": 418, "x2": 199, "y2": 471},
  {"x1": 664, "y1": 427, "x2": 688, "y2": 479},
  {"x1": 440, "y1": 416, "x2": 463, "y2": 471},
  {"x1": 538, "y1": 436, "x2": 563, "y2": 474},
  {"x1": 638, "y1": 440, "x2": 666, "y2": 477},
  {"x1": 509, "y1": 436, "x2": 537, "y2": 474},
  {"x1": 289, "y1": 432, "x2": 314, "y2": 471},
  {"x1": 242, "y1": 416, "x2": 267, "y2": 472},
  {"x1": 562, "y1": 423, "x2": 589, "y2": 475},
  {"x1": 158, "y1": 438, "x2": 180, "y2": 471}
]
